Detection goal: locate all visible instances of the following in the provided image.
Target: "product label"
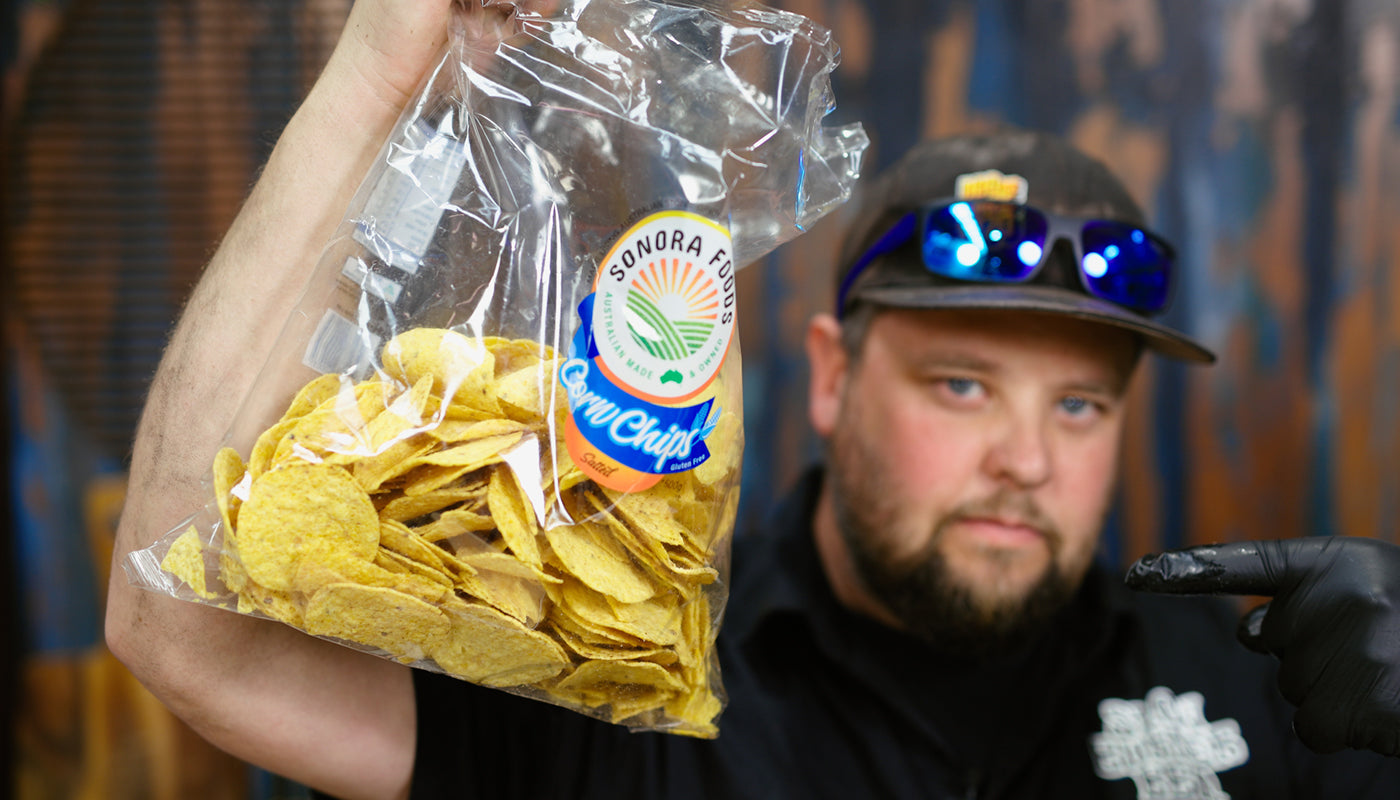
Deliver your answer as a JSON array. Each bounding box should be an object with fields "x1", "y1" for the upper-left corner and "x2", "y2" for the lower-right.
[
  {"x1": 954, "y1": 168, "x2": 1029, "y2": 204},
  {"x1": 302, "y1": 308, "x2": 378, "y2": 377},
  {"x1": 353, "y1": 117, "x2": 469, "y2": 274},
  {"x1": 561, "y1": 211, "x2": 735, "y2": 492}
]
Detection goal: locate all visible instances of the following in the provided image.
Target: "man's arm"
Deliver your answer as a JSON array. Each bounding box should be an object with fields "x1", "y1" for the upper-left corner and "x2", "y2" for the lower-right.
[{"x1": 104, "y1": 3, "x2": 469, "y2": 797}]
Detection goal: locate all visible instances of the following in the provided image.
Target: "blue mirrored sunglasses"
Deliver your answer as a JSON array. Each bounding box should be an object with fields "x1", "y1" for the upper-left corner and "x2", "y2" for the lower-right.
[{"x1": 836, "y1": 199, "x2": 1175, "y2": 317}]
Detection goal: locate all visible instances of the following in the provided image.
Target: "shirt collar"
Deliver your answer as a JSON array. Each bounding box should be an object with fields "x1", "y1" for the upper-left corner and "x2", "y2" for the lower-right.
[{"x1": 724, "y1": 466, "x2": 832, "y2": 646}]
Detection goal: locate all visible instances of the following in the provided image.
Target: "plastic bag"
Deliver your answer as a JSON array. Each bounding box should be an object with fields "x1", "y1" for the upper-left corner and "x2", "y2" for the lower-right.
[{"x1": 125, "y1": 0, "x2": 866, "y2": 737}]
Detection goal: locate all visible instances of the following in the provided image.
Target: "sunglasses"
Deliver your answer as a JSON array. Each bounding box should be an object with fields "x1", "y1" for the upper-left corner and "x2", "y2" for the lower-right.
[{"x1": 836, "y1": 199, "x2": 1176, "y2": 316}]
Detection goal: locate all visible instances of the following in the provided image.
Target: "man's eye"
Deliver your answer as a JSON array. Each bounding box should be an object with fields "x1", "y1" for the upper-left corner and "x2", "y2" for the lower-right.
[
  {"x1": 1059, "y1": 395, "x2": 1098, "y2": 416},
  {"x1": 944, "y1": 377, "x2": 981, "y2": 396}
]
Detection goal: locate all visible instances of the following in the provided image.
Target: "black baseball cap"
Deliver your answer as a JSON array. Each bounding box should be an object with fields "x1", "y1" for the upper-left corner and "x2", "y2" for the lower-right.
[{"x1": 835, "y1": 130, "x2": 1215, "y2": 363}]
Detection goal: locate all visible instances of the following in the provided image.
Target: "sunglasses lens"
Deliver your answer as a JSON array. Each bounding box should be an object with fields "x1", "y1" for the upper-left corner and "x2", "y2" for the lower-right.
[
  {"x1": 1080, "y1": 222, "x2": 1172, "y2": 312},
  {"x1": 922, "y1": 201, "x2": 1047, "y2": 282}
]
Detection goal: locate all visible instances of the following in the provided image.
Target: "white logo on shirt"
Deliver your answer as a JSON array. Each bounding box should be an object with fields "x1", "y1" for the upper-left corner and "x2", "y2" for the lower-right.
[{"x1": 1090, "y1": 686, "x2": 1249, "y2": 800}]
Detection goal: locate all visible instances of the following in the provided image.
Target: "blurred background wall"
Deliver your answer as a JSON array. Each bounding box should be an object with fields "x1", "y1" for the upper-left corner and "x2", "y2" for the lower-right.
[{"x1": 5, "y1": 0, "x2": 1399, "y2": 796}]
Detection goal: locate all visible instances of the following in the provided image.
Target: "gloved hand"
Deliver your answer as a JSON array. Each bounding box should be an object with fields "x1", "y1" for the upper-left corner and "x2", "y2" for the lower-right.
[{"x1": 1125, "y1": 537, "x2": 1400, "y2": 757}]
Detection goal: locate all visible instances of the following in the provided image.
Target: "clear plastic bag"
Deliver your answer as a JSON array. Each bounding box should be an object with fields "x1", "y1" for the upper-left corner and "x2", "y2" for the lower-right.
[{"x1": 124, "y1": 0, "x2": 866, "y2": 737}]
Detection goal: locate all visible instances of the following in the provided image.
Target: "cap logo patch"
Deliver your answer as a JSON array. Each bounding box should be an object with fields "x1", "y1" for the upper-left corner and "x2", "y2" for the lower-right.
[{"x1": 953, "y1": 169, "x2": 1028, "y2": 204}]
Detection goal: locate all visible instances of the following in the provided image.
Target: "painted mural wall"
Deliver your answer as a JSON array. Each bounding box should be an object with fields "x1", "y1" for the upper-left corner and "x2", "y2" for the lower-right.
[{"x1": 6, "y1": 0, "x2": 1399, "y2": 795}]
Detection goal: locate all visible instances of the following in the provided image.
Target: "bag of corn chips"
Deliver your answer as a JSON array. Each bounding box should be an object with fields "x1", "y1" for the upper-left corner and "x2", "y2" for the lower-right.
[{"x1": 124, "y1": 0, "x2": 866, "y2": 737}]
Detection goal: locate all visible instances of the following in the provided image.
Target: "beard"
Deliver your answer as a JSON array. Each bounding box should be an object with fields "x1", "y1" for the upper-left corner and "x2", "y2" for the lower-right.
[{"x1": 828, "y1": 425, "x2": 1086, "y2": 660}]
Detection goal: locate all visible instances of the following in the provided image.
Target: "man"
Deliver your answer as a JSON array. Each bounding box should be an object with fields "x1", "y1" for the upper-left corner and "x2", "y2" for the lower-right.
[{"x1": 106, "y1": 1, "x2": 1400, "y2": 797}]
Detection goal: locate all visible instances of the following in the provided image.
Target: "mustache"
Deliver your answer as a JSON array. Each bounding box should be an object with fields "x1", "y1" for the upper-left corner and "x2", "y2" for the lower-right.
[{"x1": 939, "y1": 491, "x2": 1061, "y2": 544}]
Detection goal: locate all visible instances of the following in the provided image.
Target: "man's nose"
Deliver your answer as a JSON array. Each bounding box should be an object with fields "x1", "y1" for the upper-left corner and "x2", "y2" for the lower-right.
[{"x1": 983, "y1": 413, "x2": 1052, "y2": 489}]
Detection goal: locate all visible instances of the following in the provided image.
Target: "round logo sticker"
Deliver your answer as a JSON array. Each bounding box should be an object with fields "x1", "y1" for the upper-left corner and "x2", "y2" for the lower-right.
[{"x1": 592, "y1": 211, "x2": 736, "y2": 403}]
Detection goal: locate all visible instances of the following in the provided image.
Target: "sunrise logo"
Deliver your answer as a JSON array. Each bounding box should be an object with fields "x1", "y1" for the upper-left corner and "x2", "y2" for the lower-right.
[{"x1": 624, "y1": 259, "x2": 719, "y2": 361}]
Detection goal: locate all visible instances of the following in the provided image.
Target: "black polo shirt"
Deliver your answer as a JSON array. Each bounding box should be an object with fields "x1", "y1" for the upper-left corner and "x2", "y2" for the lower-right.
[{"x1": 405, "y1": 468, "x2": 1400, "y2": 799}]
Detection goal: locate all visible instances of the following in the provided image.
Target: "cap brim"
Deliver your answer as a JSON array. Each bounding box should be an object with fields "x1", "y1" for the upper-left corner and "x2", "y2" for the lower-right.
[{"x1": 855, "y1": 284, "x2": 1216, "y2": 363}]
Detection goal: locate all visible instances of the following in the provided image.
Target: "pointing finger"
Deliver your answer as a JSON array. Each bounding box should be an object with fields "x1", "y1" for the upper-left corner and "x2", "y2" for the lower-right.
[{"x1": 1124, "y1": 539, "x2": 1333, "y2": 596}]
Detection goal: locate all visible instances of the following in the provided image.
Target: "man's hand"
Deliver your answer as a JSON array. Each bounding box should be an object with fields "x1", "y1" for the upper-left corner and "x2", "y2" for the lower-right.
[{"x1": 1126, "y1": 537, "x2": 1400, "y2": 757}]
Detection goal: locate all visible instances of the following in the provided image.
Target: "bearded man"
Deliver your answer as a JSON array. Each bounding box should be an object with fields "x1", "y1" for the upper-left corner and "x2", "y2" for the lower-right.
[{"x1": 105, "y1": 2, "x2": 1400, "y2": 794}]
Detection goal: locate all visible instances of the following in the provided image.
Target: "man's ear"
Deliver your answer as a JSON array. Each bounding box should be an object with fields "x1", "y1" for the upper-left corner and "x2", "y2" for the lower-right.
[{"x1": 806, "y1": 313, "x2": 849, "y2": 438}]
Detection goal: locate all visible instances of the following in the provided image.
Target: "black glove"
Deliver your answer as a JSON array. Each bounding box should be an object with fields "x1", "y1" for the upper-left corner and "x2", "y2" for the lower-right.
[{"x1": 1125, "y1": 537, "x2": 1400, "y2": 757}]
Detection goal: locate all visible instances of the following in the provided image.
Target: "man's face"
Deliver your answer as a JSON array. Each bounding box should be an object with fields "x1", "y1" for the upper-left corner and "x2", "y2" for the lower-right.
[{"x1": 809, "y1": 307, "x2": 1140, "y2": 654}]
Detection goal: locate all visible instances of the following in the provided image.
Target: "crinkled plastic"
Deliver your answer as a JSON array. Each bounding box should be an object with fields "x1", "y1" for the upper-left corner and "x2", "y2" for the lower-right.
[{"x1": 125, "y1": 0, "x2": 866, "y2": 737}]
